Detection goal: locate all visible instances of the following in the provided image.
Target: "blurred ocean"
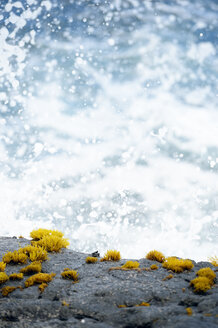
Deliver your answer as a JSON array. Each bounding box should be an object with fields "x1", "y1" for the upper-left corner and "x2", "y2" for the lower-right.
[{"x1": 0, "y1": 0, "x2": 218, "y2": 261}]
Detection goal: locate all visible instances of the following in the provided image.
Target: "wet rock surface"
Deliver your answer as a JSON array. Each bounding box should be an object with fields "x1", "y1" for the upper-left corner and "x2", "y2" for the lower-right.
[{"x1": 0, "y1": 237, "x2": 217, "y2": 328}]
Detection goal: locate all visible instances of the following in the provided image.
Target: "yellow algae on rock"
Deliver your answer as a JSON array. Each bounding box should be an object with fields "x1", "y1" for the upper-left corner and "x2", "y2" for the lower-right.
[
  {"x1": 2, "y1": 250, "x2": 28, "y2": 264},
  {"x1": 190, "y1": 277, "x2": 212, "y2": 292},
  {"x1": 20, "y1": 245, "x2": 48, "y2": 262},
  {"x1": 135, "y1": 302, "x2": 150, "y2": 307},
  {"x1": 32, "y1": 235, "x2": 69, "y2": 252},
  {"x1": 162, "y1": 257, "x2": 194, "y2": 273},
  {"x1": 1, "y1": 286, "x2": 17, "y2": 297},
  {"x1": 86, "y1": 256, "x2": 98, "y2": 264},
  {"x1": 150, "y1": 264, "x2": 158, "y2": 270},
  {"x1": 9, "y1": 273, "x2": 23, "y2": 280},
  {"x1": 100, "y1": 250, "x2": 121, "y2": 262},
  {"x1": 25, "y1": 272, "x2": 56, "y2": 288},
  {"x1": 0, "y1": 272, "x2": 9, "y2": 284},
  {"x1": 196, "y1": 267, "x2": 216, "y2": 285},
  {"x1": 186, "y1": 307, "x2": 193, "y2": 316},
  {"x1": 20, "y1": 262, "x2": 42, "y2": 274},
  {"x1": 61, "y1": 270, "x2": 78, "y2": 282},
  {"x1": 121, "y1": 261, "x2": 140, "y2": 269},
  {"x1": 146, "y1": 250, "x2": 165, "y2": 263},
  {"x1": 208, "y1": 256, "x2": 218, "y2": 267},
  {"x1": 38, "y1": 282, "x2": 48, "y2": 293},
  {"x1": 0, "y1": 262, "x2": 6, "y2": 272},
  {"x1": 162, "y1": 274, "x2": 173, "y2": 281},
  {"x1": 30, "y1": 228, "x2": 64, "y2": 240}
]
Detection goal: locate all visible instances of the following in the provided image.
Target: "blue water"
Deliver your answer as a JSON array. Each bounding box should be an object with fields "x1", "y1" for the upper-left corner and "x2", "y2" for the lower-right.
[{"x1": 0, "y1": 0, "x2": 218, "y2": 260}]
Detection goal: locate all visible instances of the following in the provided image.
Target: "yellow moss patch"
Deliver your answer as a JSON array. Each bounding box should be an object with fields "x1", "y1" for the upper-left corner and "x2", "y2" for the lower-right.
[
  {"x1": 190, "y1": 277, "x2": 212, "y2": 292},
  {"x1": 1, "y1": 286, "x2": 17, "y2": 297},
  {"x1": 2, "y1": 250, "x2": 28, "y2": 264},
  {"x1": 30, "y1": 228, "x2": 64, "y2": 240},
  {"x1": 38, "y1": 282, "x2": 48, "y2": 293},
  {"x1": 20, "y1": 261, "x2": 42, "y2": 274},
  {"x1": 121, "y1": 261, "x2": 140, "y2": 269},
  {"x1": 32, "y1": 235, "x2": 69, "y2": 252},
  {"x1": 86, "y1": 256, "x2": 98, "y2": 264},
  {"x1": 0, "y1": 272, "x2": 9, "y2": 284},
  {"x1": 186, "y1": 307, "x2": 192, "y2": 316},
  {"x1": 9, "y1": 273, "x2": 23, "y2": 280},
  {"x1": 0, "y1": 262, "x2": 6, "y2": 272},
  {"x1": 208, "y1": 256, "x2": 218, "y2": 267},
  {"x1": 162, "y1": 274, "x2": 173, "y2": 281},
  {"x1": 61, "y1": 270, "x2": 78, "y2": 282},
  {"x1": 100, "y1": 250, "x2": 121, "y2": 262},
  {"x1": 135, "y1": 302, "x2": 150, "y2": 307},
  {"x1": 146, "y1": 250, "x2": 165, "y2": 263},
  {"x1": 25, "y1": 272, "x2": 56, "y2": 288},
  {"x1": 150, "y1": 264, "x2": 158, "y2": 270},
  {"x1": 162, "y1": 257, "x2": 194, "y2": 273},
  {"x1": 20, "y1": 245, "x2": 48, "y2": 262},
  {"x1": 196, "y1": 267, "x2": 216, "y2": 285}
]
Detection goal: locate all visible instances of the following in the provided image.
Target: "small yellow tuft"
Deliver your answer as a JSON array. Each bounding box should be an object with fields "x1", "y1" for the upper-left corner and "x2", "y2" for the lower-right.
[
  {"x1": 30, "y1": 228, "x2": 64, "y2": 240},
  {"x1": 25, "y1": 272, "x2": 56, "y2": 288},
  {"x1": 135, "y1": 302, "x2": 150, "y2": 307},
  {"x1": 0, "y1": 272, "x2": 9, "y2": 284},
  {"x1": 38, "y1": 282, "x2": 48, "y2": 293},
  {"x1": 62, "y1": 300, "x2": 69, "y2": 306},
  {"x1": 2, "y1": 250, "x2": 28, "y2": 264},
  {"x1": 186, "y1": 307, "x2": 192, "y2": 316},
  {"x1": 0, "y1": 262, "x2": 6, "y2": 272},
  {"x1": 20, "y1": 262, "x2": 42, "y2": 274},
  {"x1": 118, "y1": 304, "x2": 127, "y2": 308},
  {"x1": 20, "y1": 245, "x2": 48, "y2": 262},
  {"x1": 162, "y1": 257, "x2": 194, "y2": 273},
  {"x1": 121, "y1": 261, "x2": 140, "y2": 269},
  {"x1": 32, "y1": 235, "x2": 69, "y2": 252},
  {"x1": 100, "y1": 250, "x2": 121, "y2": 262},
  {"x1": 86, "y1": 256, "x2": 98, "y2": 264},
  {"x1": 1, "y1": 286, "x2": 17, "y2": 297},
  {"x1": 162, "y1": 274, "x2": 173, "y2": 281},
  {"x1": 190, "y1": 277, "x2": 212, "y2": 292},
  {"x1": 208, "y1": 256, "x2": 218, "y2": 267},
  {"x1": 146, "y1": 250, "x2": 165, "y2": 263},
  {"x1": 61, "y1": 270, "x2": 78, "y2": 282},
  {"x1": 19, "y1": 235, "x2": 24, "y2": 239},
  {"x1": 9, "y1": 273, "x2": 23, "y2": 280},
  {"x1": 150, "y1": 264, "x2": 158, "y2": 270},
  {"x1": 196, "y1": 267, "x2": 216, "y2": 285}
]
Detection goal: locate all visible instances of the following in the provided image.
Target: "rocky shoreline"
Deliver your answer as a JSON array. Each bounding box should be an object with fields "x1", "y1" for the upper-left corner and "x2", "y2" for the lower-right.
[{"x1": 0, "y1": 237, "x2": 217, "y2": 328}]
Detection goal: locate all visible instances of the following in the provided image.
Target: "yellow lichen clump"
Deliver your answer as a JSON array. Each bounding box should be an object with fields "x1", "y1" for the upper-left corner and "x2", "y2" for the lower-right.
[
  {"x1": 186, "y1": 307, "x2": 193, "y2": 316},
  {"x1": 1, "y1": 286, "x2": 17, "y2": 297},
  {"x1": 9, "y1": 273, "x2": 23, "y2": 280},
  {"x1": 135, "y1": 302, "x2": 150, "y2": 307},
  {"x1": 38, "y1": 282, "x2": 48, "y2": 293},
  {"x1": 0, "y1": 272, "x2": 9, "y2": 284},
  {"x1": 196, "y1": 267, "x2": 216, "y2": 285},
  {"x1": 20, "y1": 262, "x2": 42, "y2": 274},
  {"x1": 208, "y1": 256, "x2": 218, "y2": 267},
  {"x1": 146, "y1": 250, "x2": 165, "y2": 263},
  {"x1": 25, "y1": 272, "x2": 56, "y2": 288},
  {"x1": 0, "y1": 262, "x2": 6, "y2": 272},
  {"x1": 150, "y1": 264, "x2": 158, "y2": 270},
  {"x1": 118, "y1": 304, "x2": 127, "y2": 308},
  {"x1": 162, "y1": 257, "x2": 194, "y2": 273},
  {"x1": 30, "y1": 228, "x2": 64, "y2": 240},
  {"x1": 100, "y1": 250, "x2": 121, "y2": 262},
  {"x1": 162, "y1": 274, "x2": 173, "y2": 281},
  {"x1": 121, "y1": 261, "x2": 140, "y2": 269},
  {"x1": 61, "y1": 270, "x2": 78, "y2": 282},
  {"x1": 32, "y1": 235, "x2": 69, "y2": 252},
  {"x1": 20, "y1": 245, "x2": 48, "y2": 262},
  {"x1": 62, "y1": 300, "x2": 69, "y2": 307},
  {"x1": 86, "y1": 256, "x2": 98, "y2": 264},
  {"x1": 190, "y1": 277, "x2": 212, "y2": 293},
  {"x1": 2, "y1": 250, "x2": 28, "y2": 264}
]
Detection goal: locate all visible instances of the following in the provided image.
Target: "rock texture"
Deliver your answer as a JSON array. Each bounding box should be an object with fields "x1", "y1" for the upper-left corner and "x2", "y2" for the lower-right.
[{"x1": 0, "y1": 237, "x2": 217, "y2": 328}]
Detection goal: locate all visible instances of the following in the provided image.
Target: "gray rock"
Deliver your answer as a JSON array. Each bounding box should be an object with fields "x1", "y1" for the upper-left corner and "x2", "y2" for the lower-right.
[{"x1": 0, "y1": 237, "x2": 217, "y2": 328}]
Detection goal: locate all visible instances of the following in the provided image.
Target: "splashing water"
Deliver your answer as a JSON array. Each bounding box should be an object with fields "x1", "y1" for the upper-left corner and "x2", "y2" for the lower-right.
[{"x1": 0, "y1": 0, "x2": 218, "y2": 261}]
